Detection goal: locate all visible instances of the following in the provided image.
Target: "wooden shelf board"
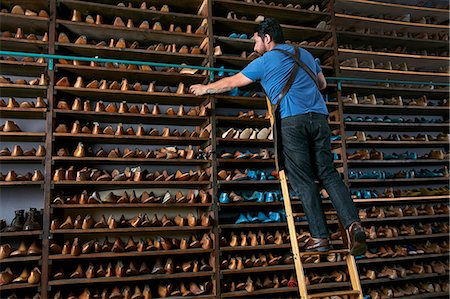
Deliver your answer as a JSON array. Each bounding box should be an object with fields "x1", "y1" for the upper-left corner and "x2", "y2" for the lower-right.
[
  {"x1": 0, "y1": 181, "x2": 44, "y2": 186},
  {"x1": 0, "y1": 107, "x2": 47, "y2": 119},
  {"x1": 0, "y1": 156, "x2": 45, "y2": 163},
  {"x1": 0, "y1": 84, "x2": 47, "y2": 98},
  {"x1": 0, "y1": 60, "x2": 48, "y2": 76},
  {"x1": 48, "y1": 271, "x2": 214, "y2": 286},
  {"x1": 0, "y1": 256, "x2": 41, "y2": 264},
  {"x1": 49, "y1": 248, "x2": 213, "y2": 260},
  {"x1": 0, "y1": 230, "x2": 42, "y2": 238}
]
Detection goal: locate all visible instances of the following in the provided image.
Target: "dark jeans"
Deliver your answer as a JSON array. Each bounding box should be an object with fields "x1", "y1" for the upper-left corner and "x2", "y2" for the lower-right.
[{"x1": 281, "y1": 112, "x2": 359, "y2": 238}]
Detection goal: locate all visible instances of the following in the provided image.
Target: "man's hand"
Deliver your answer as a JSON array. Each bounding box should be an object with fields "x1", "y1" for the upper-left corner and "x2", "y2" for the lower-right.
[{"x1": 189, "y1": 84, "x2": 209, "y2": 96}]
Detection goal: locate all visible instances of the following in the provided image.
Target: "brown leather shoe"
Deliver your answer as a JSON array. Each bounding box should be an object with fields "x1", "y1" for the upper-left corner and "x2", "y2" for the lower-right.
[
  {"x1": 301, "y1": 237, "x2": 331, "y2": 252},
  {"x1": 347, "y1": 222, "x2": 367, "y2": 256}
]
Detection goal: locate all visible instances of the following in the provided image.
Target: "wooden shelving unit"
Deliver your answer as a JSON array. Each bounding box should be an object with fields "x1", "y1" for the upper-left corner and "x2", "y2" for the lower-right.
[{"x1": 0, "y1": 0, "x2": 448, "y2": 298}]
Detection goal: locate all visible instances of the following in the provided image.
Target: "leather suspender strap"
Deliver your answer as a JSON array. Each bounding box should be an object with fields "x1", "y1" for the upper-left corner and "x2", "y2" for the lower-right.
[
  {"x1": 276, "y1": 46, "x2": 300, "y2": 105},
  {"x1": 273, "y1": 46, "x2": 320, "y2": 90}
]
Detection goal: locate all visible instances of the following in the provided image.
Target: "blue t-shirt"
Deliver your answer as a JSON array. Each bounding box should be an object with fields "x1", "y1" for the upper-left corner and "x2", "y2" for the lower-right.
[{"x1": 241, "y1": 44, "x2": 328, "y2": 118}]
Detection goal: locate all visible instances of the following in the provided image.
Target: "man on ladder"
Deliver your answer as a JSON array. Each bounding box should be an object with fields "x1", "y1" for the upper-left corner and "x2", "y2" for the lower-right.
[{"x1": 190, "y1": 18, "x2": 367, "y2": 297}]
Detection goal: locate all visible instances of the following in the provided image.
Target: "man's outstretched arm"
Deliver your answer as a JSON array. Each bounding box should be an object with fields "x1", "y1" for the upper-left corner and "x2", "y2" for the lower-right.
[{"x1": 190, "y1": 73, "x2": 254, "y2": 96}]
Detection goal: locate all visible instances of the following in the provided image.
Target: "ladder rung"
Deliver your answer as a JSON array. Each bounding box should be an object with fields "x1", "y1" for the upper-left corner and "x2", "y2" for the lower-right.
[
  {"x1": 299, "y1": 249, "x2": 349, "y2": 256},
  {"x1": 308, "y1": 290, "x2": 361, "y2": 298},
  {"x1": 292, "y1": 211, "x2": 337, "y2": 217}
]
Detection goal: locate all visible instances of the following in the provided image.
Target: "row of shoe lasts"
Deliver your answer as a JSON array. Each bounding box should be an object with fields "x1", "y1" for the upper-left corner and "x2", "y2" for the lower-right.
[
  {"x1": 349, "y1": 188, "x2": 391, "y2": 199},
  {"x1": 0, "y1": 145, "x2": 46, "y2": 157},
  {"x1": 1, "y1": 28, "x2": 48, "y2": 41},
  {"x1": 236, "y1": 110, "x2": 269, "y2": 119},
  {"x1": 363, "y1": 240, "x2": 449, "y2": 259},
  {"x1": 389, "y1": 186, "x2": 450, "y2": 197},
  {"x1": 0, "y1": 74, "x2": 47, "y2": 86},
  {"x1": 70, "y1": 9, "x2": 207, "y2": 35},
  {"x1": 1, "y1": 56, "x2": 46, "y2": 64},
  {"x1": 213, "y1": 45, "x2": 260, "y2": 59},
  {"x1": 57, "y1": 98, "x2": 208, "y2": 116},
  {"x1": 243, "y1": 0, "x2": 329, "y2": 12},
  {"x1": 347, "y1": 148, "x2": 448, "y2": 161},
  {"x1": 53, "y1": 166, "x2": 210, "y2": 182},
  {"x1": 0, "y1": 209, "x2": 42, "y2": 232},
  {"x1": 0, "y1": 97, "x2": 47, "y2": 109},
  {"x1": 349, "y1": 167, "x2": 448, "y2": 180},
  {"x1": 56, "y1": 76, "x2": 196, "y2": 93},
  {"x1": 52, "y1": 280, "x2": 212, "y2": 299},
  {"x1": 50, "y1": 212, "x2": 213, "y2": 230},
  {"x1": 347, "y1": 131, "x2": 450, "y2": 143},
  {"x1": 345, "y1": 114, "x2": 445, "y2": 123},
  {"x1": 218, "y1": 168, "x2": 277, "y2": 181},
  {"x1": 287, "y1": 37, "x2": 334, "y2": 49},
  {"x1": 50, "y1": 234, "x2": 213, "y2": 256},
  {"x1": 53, "y1": 189, "x2": 211, "y2": 205},
  {"x1": 343, "y1": 93, "x2": 435, "y2": 106},
  {"x1": 54, "y1": 121, "x2": 210, "y2": 138},
  {"x1": 1, "y1": 5, "x2": 48, "y2": 17},
  {"x1": 220, "y1": 127, "x2": 273, "y2": 140},
  {"x1": 220, "y1": 190, "x2": 281, "y2": 203},
  {"x1": 235, "y1": 211, "x2": 285, "y2": 224},
  {"x1": 220, "y1": 149, "x2": 273, "y2": 159},
  {"x1": 222, "y1": 253, "x2": 292, "y2": 270},
  {"x1": 51, "y1": 257, "x2": 213, "y2": 281},
  {"x1": 343, "y1": 11, "x2": 440, "y2": 25},
  {"x1": 343, "y1": 58, "x2": 449, "y2": 73},
  {"x1": 0, "y1": 170, "x2": 44, "y2": 182},
  {"x1": 340, "y1": 26, "x2": 449, "y2": 41},
  {"x1": 223, "y1": 230, "x2": 309, "y2": 247},
  {"x1": 369, "y1": 281, "x2": 449, "y2": 298},
  {"x1": 0, "y1": 267, "x2": 41, "y2": 285},
  {"x1": 58, "y1": 144, "x2": 207, "y2": 160},
  {"x1": 0, "y1": 240, "x2": 41, "y2": 259},
  {"x1": 57, "y1": 33, "x2": 204, "y2": 55},
  {"x1": 58, "y1": 53, "x2": 202, "y2": 74},
  {"x1": 111, "y1": 1, "x2": 173, "y2": 11},
  {"x1": 359, "y1": 204, "x2": 449, "y2": 219},
  {"x1": 361, "y1": 261, "x2": 448, "y2": 282},
  {"x1": 222, "y1": 273, "x2": 294, "y2": 293},
  {"x1": 339, "y1": 43, "x2": 449, "y2": 57},
  {"x1": 366, "y1": 186, "x2": 450, "y2": 199},
  {"x1": 366, "y1": 222, "x2": 449, "y2": 239},
  {"x1": 226, "y1": 11, "x2": 264, "y2": 23}
]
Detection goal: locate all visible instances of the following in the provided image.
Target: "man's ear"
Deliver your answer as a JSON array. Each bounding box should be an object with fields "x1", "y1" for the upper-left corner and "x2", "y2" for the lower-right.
[{"x1": 264, "y1": 34, "x2": 272, "y2": 44}]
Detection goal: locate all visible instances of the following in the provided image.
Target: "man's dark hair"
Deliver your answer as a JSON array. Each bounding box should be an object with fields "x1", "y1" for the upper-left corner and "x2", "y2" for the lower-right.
[{"x1": 254, "y1": 18, "x2": 285, "y2": 44}]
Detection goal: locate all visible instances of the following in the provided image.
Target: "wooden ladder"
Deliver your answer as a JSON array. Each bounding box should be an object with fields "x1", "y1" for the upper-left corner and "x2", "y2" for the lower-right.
[{"x1": 266, "y1": 97, "x2": 364, "y2": 299}]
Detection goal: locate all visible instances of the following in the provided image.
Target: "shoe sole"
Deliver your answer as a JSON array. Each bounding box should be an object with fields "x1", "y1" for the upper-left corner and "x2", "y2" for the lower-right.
[{"x1": 350, "y1": 230, "x2": 367, "y2": 256}]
